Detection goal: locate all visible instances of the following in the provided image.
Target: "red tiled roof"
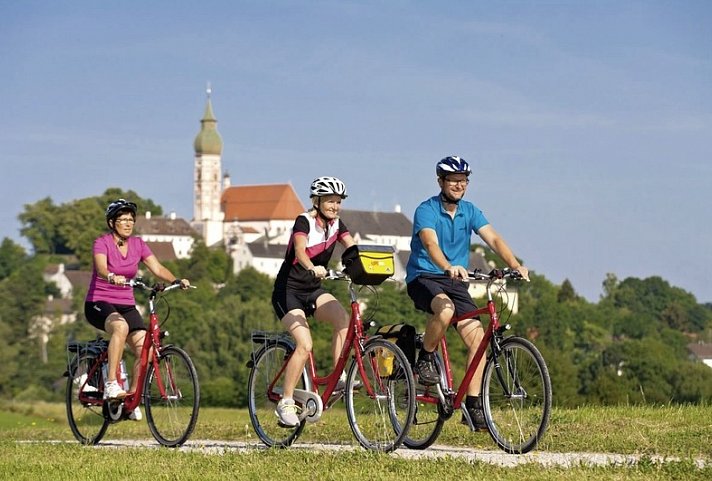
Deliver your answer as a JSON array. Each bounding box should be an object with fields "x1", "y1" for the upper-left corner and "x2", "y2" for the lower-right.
[
  {"x1": 688, "y1": 343, "x2": 712, "y2": 360},
  {"x1": 221, "y1": 184, "x2": 304, "y2": 222}
]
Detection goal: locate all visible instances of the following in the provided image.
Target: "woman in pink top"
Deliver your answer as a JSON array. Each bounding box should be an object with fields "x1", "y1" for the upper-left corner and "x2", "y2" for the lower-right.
[{"x1": 84, "y1": 199, "x2": 190, "y2": 418}]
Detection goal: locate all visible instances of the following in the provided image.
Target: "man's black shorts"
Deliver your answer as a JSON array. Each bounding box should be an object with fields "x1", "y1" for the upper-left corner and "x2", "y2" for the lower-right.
[
  {"x1": 84, "y1": 301, "x2": 146, "y2": 333},
  {"x1": 407, "y1": 275, "x2": 478, "y2": 319}
]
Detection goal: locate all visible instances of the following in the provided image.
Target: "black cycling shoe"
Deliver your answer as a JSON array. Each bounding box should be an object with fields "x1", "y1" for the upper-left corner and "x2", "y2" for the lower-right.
[
  {"x1": 415, "y1": 355, "x2": 440, "y2": 386},
  {"x1": 461, "y1": 399, "x2": 488, "y2": 431}
]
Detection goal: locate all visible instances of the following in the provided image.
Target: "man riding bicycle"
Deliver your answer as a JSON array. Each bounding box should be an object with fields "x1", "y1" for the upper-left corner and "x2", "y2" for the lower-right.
[{"x1": 406, "y1": 155, "x2": 529, "y2": 430}]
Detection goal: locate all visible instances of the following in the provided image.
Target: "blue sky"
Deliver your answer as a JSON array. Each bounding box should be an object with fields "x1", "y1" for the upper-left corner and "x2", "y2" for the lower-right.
[{"x1": 1, "y1": 1, "x2": 710, "y2": 303}]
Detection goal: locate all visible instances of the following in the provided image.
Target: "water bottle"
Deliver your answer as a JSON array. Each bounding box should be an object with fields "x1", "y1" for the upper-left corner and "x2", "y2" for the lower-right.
[{"x1": 119, "y1": 360, "x2": 130, "y2": 391}]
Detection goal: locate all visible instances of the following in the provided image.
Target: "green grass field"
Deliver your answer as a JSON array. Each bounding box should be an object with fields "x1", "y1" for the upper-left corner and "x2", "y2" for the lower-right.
[{"x1": 1, "y1": 401, "x2": 710, "y2": 480}]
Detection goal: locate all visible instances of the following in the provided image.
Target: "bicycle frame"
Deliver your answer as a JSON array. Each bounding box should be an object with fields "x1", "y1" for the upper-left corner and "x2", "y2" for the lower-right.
[
  {"x1": 76, "y1": 282, "x2": 182, "y2": 416},
  {"x1": 418, "y1": 274, "x2": 511, "y2": 411},
  {"x1": 264, "y1": 273, "x2": 378, "y2": 411}
]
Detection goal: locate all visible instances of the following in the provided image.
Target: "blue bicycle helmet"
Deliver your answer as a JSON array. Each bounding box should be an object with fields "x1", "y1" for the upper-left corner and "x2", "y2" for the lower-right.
[{"x1": 436, "y1": 155, "x2": 471, "y2": 178}]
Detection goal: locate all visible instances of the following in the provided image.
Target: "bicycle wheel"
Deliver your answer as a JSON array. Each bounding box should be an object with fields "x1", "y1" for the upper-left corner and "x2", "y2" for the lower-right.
[
  {"x1": 247, "y1": 342, "x2": 307, "y2": 447},
  {"x1": 403, "y1": 352, "x2": 446, "y2": 450},
  {"x1": 482, "y1": 336, "x2": 552, "y2": 454},
  {"x1": 345, "y1": 338, "x2": 415, "y2": 452},
  {"x1": 144, "y1": 345, "x2": 200, "y2": 447},
  {"x1": 66, "y1": 354, "x2": 109, "y2": 445}
]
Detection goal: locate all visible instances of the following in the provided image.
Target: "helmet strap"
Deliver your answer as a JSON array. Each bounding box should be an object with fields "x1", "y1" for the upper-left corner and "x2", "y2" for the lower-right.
[
  {"x1": 110, "y1": 223, "x2": 129, "y2": 246},
  {"x1": 315, "y1": 198, "x2": 331, "y2": 225},
  {"x1": 440, "y1": 192, "x2": 461, "y2": 205}
]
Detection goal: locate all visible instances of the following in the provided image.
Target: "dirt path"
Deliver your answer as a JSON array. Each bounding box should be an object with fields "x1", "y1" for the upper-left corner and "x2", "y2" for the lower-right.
[{"x1": 93, "y1": 439, "x2": 708, "y2": 468}]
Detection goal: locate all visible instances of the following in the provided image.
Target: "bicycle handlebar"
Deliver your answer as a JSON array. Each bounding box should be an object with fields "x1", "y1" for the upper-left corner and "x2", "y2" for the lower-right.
[
  {"x1": 128, "y1": 278, "x2": 196, "y2": 294},
  {"x1": 468, "y1": 268, "x2": 524, "y2": 281},
  {"x1": 323, "y1": 269, "x2": 349, "y2": 281}
]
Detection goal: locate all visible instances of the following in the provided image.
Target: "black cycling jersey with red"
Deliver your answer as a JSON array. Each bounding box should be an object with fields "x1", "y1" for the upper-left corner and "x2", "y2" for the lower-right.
[{"x1": 274, "y1": 213, "x2": 350, "y2": 291}]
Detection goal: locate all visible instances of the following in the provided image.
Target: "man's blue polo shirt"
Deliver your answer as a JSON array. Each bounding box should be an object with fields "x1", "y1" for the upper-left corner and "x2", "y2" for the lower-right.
[{"x1": 405, "y1": 195, "x2": 489, "y2": 284}]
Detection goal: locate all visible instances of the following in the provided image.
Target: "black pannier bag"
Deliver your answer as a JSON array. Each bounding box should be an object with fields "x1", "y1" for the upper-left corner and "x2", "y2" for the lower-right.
[{"x1": 374, "y1": 323, "x2": 416, "y2": 367}]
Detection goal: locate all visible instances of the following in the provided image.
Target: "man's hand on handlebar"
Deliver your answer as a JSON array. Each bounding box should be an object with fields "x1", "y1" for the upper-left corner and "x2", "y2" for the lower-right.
[
  {"x1": 513, "y1": 265, "x2": 530, "y2": 281},
  {"x1": 445, "y1": 265, "x2": 469, "y2": 280}
]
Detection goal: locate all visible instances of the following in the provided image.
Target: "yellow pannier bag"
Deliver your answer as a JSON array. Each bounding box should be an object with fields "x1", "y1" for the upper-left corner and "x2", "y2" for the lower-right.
[{"x1": 341, "y1": 244, "x2": 395, "y2": 285}]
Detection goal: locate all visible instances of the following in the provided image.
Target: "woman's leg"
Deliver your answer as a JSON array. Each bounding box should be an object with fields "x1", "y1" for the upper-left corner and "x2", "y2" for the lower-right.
[
  {"x1": 104, "y1": 313, "x2": 129, "y2": 384},
  {"x1": 281, "y1": 310, "x2": 312, "y2": 399},
  {"x1": 126, "y1": 330, "x2": 146, "y2": 393},
  {"x1": 314, "y1": 293, "x2": 349, "y2": 370}
]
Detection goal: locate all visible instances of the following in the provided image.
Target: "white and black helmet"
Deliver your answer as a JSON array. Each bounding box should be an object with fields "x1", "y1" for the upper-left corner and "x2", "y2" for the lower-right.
[
  {"x1": 105, "y1": 198, "x2": 137, "y2": 226},
  {"x1": 310, "y1": 176, "x2": 348, "y2": 198},
  {"x1": 436, "y1": 155, "x2": 471, "y2": 178}
]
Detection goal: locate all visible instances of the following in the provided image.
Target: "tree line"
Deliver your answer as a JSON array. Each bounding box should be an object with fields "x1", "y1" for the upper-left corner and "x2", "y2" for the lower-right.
[{"x1": 1, "y1": 191, "x2": 711, "y2": 407}]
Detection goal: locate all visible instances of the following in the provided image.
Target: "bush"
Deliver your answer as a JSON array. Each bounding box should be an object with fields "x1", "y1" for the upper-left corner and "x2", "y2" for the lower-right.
[{"x1": 201, "y1": 376, "x2": 240, "y2": 407}]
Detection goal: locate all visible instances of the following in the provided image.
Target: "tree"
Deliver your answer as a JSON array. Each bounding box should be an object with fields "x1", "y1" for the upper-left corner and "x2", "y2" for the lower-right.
[
  {"x1": 18, "y1": 197, "x2": 63, "y2": 254},
  {"x1": 0, "y1": 319, "x2": 18, "y2": 396},
  {"x1": 0, "y1": 238, "x2": 27, "y2": 280},
  {"x1": 56, "y1": 198, "x2": 105, "y2": 268},
  {"x1": 18, "y1": 189, "x2": 164, "y2": 261},
  {"x1": 557, "y1": 279, "x2": 579, "y2": 303}
]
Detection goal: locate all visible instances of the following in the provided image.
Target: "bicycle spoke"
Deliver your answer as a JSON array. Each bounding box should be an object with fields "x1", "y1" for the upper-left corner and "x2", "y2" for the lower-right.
[
  {"x1": 345, "y1": 339, "x2": 415, "y2": 452},
  {"x1": 66, "y1": 354, "x2": 109, "y2": 445},
  {"x1": 144, "y1": 346, "x2": 199, "y2": 447},
  {"x1": 483, "y1": 337, "x2": 551, "y2": 454},
  {"x1": 248, "y1": 342, "x2": 306, "y2": 448},
  {"x1": 403, "y1": 353, "x2": 446, "y2": 450}
]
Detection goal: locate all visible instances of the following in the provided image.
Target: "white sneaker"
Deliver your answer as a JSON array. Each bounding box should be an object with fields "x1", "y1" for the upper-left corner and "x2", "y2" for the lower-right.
[
  {"x1": 104, "y1": 380, "x2": 127, "y2": 400},
  {"x1": 128, "y1": 406, "x2": 142, "y2": 421},
  {"x1": 76, "y1": 374, "x2": 98, "y2": 392},
  {"x1": 275, "y1": 399, "x2": 300, "y2": 427}
]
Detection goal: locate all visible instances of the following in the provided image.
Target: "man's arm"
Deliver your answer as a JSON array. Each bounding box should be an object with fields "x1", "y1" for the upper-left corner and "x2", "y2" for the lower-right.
[
  {"x1": 478, "y1": 225, "x2": 529, "y2": 280},
  {"x1": 420, "y1": 228, "x2": 468, "y2": 279}
]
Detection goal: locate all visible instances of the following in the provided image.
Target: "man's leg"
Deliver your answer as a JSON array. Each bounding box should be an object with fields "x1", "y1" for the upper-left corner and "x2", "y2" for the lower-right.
[
  {"x1": 416, "y1": 294, "x2": 455, "y2": 385},
  {"x1": 457, "y1": 317, "x2": 487, "y2": 430}
]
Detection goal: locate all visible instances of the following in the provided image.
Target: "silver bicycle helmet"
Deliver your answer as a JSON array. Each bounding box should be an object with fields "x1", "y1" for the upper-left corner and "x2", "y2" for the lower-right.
[
  {"x1": 310, "y1": 176, "x2": 348, "y2": 198},
  {"x1": 436, "y1": 155, "x2": 471, "y2": 178}
]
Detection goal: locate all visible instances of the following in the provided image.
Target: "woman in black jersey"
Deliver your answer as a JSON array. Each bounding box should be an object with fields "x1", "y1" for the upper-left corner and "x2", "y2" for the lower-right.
[{"x1": 271, "y1": 176, "x2": 355, "y2": 427}]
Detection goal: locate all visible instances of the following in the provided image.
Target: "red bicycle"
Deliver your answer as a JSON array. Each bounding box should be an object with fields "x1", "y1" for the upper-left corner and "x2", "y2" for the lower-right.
[
  {"x1": 65, "y1": 279, "x2": 199, "y2": 447},
  {"x1": 247, "y1": 269, "x2": 416, "y2": 452},
  {"x1": 404, "y1": 268, "x2": 552, "y2": 454}
]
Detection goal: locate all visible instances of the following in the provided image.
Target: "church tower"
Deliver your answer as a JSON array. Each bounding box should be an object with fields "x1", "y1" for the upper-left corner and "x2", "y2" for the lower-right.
[{"x1": 192, "y1": 85, "x2": 225, "y2": 246}]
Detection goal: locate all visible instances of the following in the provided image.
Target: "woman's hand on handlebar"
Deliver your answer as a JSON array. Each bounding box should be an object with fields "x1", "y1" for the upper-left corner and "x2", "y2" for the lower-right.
[
  {"x1": 310, "y1": 266, "x2": 328, "y2": 279},
  {"x1": 173, "y1": 278, "x2": 191, "y2": 289}
]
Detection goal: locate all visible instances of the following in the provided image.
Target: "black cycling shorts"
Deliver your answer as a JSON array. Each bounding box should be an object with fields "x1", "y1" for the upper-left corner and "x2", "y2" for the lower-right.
[
  {"x1": 272, "y1": 287, "x2": 329, "y2": 320},
  {"x1": 84, "y1": 301, "x2": 146, "y2": 333},
  {"x1": 407, "y1": 275, "x2": 478, "y2": 320}
]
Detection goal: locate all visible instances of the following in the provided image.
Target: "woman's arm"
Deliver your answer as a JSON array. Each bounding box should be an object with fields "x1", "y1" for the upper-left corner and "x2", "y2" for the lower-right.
[{"x1": 143, "y1": 255, "x2": 191, "y2": 286}]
